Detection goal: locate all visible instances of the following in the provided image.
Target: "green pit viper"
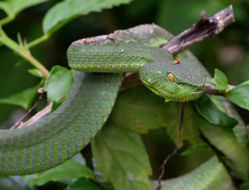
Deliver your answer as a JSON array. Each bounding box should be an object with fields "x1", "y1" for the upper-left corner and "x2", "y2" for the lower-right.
[{"x1": 0, "y1": 24, "x2": 208, "y2": 175}]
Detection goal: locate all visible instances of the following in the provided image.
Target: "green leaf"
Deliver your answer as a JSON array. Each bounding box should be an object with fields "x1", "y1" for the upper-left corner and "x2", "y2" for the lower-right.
[
  {"x1": 110, "y1": 86, "x2": 173, "y2": 133},
  {"x1": 23, "y1": 153, "x2": 94, "y2": 187},
  {"x1": 166, "y1": 103, "x2": 202, "y2": 147},
  {"x1": 200, "y1": 124, "x2": 249, "y2": 180},
  {"x1": 42, "y1": 0, "x2": 132, "y2": 34},
  {"x1": 51, "y1": 101, "x2": 63, "y2": 112},
  {"x1": 214, "y1": 68, "x2": 228, "y2": 91},
  {"x1": 152, "y1": 157, "x2": 235, "y2": 190},
  {"x1": 66, "y1": 178, "x2": 104, "y2": 190},
  {"x1": 110, "y1": 86, "x2": 202, "y2": 146},
  {"x1": 28, "y1": 69, "x2": 43, "y2": 78},
  {"x1": 195, "y1": 95, "x2": 237, "y2": 129},
  {"x1": 0, "y1": 176, "x2": 30, "y2": 190},
  {"x1": 0, "y1": 83, "x2": 39, "y2": 110},
  {"x1": 227, "y1": 80, "x2": 249, "y2": 110},
  {"x1": 181, "y1": 143, "x2": 209, "y2": 156},
  {"x1": 70, "y1": 152, "x2": 87, "y2": 165},
  {"x1": 91, "y1": 122, "x2": 152, "y2": 190},
  {"x1": 44, "y1": 65, "x2": 74, "y2": 102},
  {"x1": 208, "y1": 95, "x2": 228, "y2": 113},
  {"x1": 209, "y1": 95, "x2": 249, "y2": 145},
  {"x1": 240, "y1": 181, "x2": 249, "y2": 190},
  {"x1": 0, "y1": 0, "x2": 47, "y2": 17}
]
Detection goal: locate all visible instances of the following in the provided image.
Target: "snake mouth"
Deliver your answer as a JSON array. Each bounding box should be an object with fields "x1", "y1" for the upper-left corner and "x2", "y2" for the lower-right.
[
  {"x1": 141, "y1": 80, "x2": 204, "y2": 102},
  {"x1": 156, "y1": 86, "x2": 204, "y2": 102},
  {"x1": 191, "y1": 85, "x2": 205, "y2": 93},
  {"x1": 191, "y1": 89, "x2": 202, "y2": 93},
  {"x1": 172, "y1": 90, "x2": 203, "y2": 102}
]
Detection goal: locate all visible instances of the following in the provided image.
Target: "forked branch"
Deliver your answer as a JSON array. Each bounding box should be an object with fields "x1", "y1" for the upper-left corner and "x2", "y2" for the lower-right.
[{"x1": 163, "y1": 5, "x2": 234, "y2": 55}]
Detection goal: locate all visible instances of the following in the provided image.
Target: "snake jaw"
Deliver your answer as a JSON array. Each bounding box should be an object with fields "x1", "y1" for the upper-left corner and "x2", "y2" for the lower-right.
[{"x1": 147, "y1": 84, "x2": 204, "y2": 102}]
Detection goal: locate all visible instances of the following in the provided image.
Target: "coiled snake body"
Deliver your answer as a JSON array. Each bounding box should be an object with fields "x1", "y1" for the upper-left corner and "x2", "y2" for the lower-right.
[{"x1": 0, "y1": 24, "x2": 206, "y2": 175}]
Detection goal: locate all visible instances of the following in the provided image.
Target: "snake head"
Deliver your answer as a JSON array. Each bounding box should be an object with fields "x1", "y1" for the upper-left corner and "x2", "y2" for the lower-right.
[{"x1": 139, "y1": 59, "x2": 206, "y2": 102}]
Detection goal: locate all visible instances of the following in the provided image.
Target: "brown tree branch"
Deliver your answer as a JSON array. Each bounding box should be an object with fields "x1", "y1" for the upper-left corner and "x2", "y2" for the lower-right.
[
  {"x1": 13, "y1": 103, "x2": 52, "y2": 129},
  {"x1": 204, "y1": 84, "x2": 234, "y2": 95},
  {"x1": 121, "y1": 5, "x2": 235, "y2": 90},
  {"x1": 10, "y1": 94, "x2": 44, "y2": 129},
  {"x1": 163, "y1": 5, "x2": 234, "y2": 56}
]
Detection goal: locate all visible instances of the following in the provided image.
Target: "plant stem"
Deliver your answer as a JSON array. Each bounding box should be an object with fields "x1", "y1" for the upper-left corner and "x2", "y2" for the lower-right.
[
  {"x1": 25, "y1": 52, "x2": 49, "y2": 77},
  {"x1": 0, "y1": 16, "x2": 14, "y2": 26},
  {"x1": 0, "y1": 7, "x2": 14, "y2": 26},
  {"x1": 0, "y1": 29, "x2": 49, "y2": 77},
  {"x1": 28, "y1": 34, "x2": 50, "y2": 48},
  {"x1": 156, "y1": 103, "x2": 183, "y2": 190}
]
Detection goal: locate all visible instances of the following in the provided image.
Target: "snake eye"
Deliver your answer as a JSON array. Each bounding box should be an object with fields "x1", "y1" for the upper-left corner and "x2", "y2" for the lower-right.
[{"x1": 167, "y1": 73, "x2": 175, "y2": 82}]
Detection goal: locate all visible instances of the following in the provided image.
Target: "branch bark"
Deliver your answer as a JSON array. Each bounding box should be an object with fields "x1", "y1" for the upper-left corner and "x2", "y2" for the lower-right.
[
  {"x1": 163, "y1": 5, "x2": 234, "y2": 55},
  {"x1": 14, "y1": 5, "x2": 235, "y2": 129}
]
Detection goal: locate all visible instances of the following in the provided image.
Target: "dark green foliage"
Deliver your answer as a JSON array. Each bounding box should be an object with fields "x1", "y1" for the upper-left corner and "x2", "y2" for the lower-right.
[
  {"x1": 91, "y1": 122, "x2": 152, "y2": 190},
  {"x1": 227, "y1": 80, "x2": 249, "y2": 110},
  {"x1": 23, "y1": 154, "x2": 95, "y2": 187},
  {"x1": 0, "y1": 0, "x2": 249, "y2": 190},
  {"x1": 0, "y1": 83, "x2": 40, "y2": 110},
  {"x1": 66, "y1": 178, "x2": 105, "y2": 190},
  {"x1": 196, "y1": 95, "x2": 238, "y2": 129}
]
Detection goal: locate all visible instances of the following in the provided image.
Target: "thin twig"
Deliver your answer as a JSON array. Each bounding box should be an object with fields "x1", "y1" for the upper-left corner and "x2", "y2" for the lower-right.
[
  {"x1": 156, "y1": 103, "x2": 184, "y2": 190},
  {"x1": 28, "y1": 34, "x2": 50, "y2": 49},
  {"x1": 10, "y1": 94, "x2": 43, "y2": 129},
  {"x1": 15, "y1": 103, "x2": 52, "y2": 129},
  {"x1": 0, "y1": 24, "x2": 49, "y2": 78},
  {"x1": 204, "y1": 84, "x2": 234, "y2": 95},
  {"x1": 25, "y1": 52, "x2": 49, "y2": 78}
]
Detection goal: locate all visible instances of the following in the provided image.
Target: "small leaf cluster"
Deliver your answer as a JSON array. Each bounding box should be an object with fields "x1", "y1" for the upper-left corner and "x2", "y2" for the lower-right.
[
  {"x1": 0, "y1": 0, "x2": 131, "y2": 109},
  {"x1": 215, "y1": 68, "x2": 249, "y2": 110}
]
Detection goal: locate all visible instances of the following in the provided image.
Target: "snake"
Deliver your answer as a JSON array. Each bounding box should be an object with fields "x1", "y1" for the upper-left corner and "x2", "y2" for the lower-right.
[{"x1": 0, "y1": 24, "x2": 207, "y2": 175}]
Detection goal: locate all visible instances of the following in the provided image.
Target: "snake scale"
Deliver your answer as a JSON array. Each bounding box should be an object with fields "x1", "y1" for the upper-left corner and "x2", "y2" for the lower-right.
[{"x1": 0, "y1": 24, "x2": 207, "y2": 175}]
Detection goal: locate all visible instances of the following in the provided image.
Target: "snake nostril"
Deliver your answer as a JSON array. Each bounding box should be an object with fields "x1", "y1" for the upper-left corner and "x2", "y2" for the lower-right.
[{"x1": 178, "y1": 83, "x2": 184, "y2": 87}]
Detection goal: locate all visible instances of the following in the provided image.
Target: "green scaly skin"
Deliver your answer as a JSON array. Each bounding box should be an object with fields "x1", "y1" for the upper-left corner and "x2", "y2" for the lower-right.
[
  {"x1": 0, "y1": 24, "x2": 206, "y2": 176},
  {"x1": 0, "y1": 73, "x2": 122, "y2": 175}
]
